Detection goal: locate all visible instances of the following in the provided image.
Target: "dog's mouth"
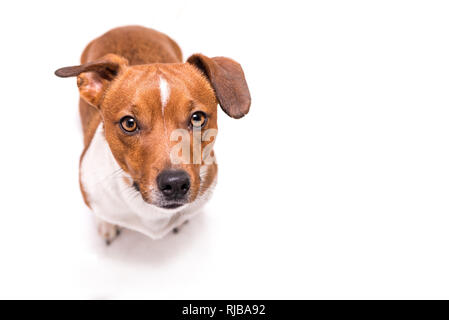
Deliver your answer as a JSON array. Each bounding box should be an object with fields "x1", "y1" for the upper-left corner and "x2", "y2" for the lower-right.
[
  {"x1": 154, "y1": 200, "x2": 188, "y2": 211},
  {"x1": 160, "y1": 203, "x2": 184, "y2": 209}
]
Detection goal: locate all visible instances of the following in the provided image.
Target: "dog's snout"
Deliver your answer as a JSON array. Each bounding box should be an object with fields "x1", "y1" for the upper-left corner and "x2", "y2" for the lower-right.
[{"x1": 157, "y1": 170, "x2": 190, "y2": 199}]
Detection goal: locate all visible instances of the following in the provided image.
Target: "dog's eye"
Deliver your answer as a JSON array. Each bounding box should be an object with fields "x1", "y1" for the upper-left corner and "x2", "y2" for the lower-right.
[
  {"x1": 120, "y1": 116, "x2": 138, "y2": 133},
  {"x1": 190, "y1": 111, "x2": 207, "y2": 128}
]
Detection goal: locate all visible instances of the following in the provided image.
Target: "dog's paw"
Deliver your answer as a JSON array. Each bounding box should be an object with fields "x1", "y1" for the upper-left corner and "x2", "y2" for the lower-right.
[
  {"x1": 96, "y1": 219, "x2": 121, "y2": 245},
  {"x1": 172, "y1": 220, "x2": 189, "y2": 234}
]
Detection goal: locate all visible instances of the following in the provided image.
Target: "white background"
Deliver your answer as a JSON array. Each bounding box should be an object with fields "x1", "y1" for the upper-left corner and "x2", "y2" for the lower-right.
[{"x1": 0, "y1": 0, "x2": 448, "y2": 299}]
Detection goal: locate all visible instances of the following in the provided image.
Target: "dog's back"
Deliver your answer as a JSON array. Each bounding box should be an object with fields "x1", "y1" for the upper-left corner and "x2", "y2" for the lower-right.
[{"x1": 81, "y1": 25, "x2": 182, "y2": 65}]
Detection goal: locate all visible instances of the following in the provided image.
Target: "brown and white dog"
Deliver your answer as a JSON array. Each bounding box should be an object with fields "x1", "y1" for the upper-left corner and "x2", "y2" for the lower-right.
[{"x1": 55, "y1": 26, "x2": 251, "y2": 244}]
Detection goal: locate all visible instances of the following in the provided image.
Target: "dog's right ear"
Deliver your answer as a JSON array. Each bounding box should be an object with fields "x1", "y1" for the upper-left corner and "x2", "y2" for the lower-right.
[{"x1": 55, "y1": 54, "x2": 128, "y2": 108}]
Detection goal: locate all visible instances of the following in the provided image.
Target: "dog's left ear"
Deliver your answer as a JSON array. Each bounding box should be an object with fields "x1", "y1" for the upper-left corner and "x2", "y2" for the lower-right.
[{"x1": 187, "y1": 54, "x2": 251, "y2": 119}]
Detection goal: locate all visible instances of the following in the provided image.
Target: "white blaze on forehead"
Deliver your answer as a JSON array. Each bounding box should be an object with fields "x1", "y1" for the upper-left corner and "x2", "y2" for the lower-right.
[
  {"x1": 159, "y1": 76, "x2": 171, "y2": 155},
  {"x1": 159, "y1": 76, "x2": 170, "y2": 114}
]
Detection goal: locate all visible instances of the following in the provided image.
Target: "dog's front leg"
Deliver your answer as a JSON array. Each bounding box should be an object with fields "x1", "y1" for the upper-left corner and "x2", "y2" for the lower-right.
[
  {"x1": 96, "y1": 217, "x2": 121, "y2": 245},
  {"x1": 172, "y1": 220, "x2": 189, "y2": 234}
]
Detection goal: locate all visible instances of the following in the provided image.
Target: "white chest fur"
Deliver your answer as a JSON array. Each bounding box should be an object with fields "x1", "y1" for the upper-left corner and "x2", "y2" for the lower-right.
[{"x1": 80, "y1": 124, "x2": 213, "y2": 239}]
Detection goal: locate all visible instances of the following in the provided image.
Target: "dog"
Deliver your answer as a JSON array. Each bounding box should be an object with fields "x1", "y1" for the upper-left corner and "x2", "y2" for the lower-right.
[{"x1": 55, "y1": 26, "x2": 251, "y2": 244}]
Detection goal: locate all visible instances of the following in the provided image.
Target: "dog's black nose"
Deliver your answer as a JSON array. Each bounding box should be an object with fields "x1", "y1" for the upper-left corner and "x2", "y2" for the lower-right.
[{"x1": 157, "y1": 170, "x2": 190, "y2": 199}]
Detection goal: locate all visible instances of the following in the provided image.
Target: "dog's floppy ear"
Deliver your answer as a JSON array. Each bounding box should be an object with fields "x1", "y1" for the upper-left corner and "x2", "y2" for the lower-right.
[
  {"x1": 55, "y1": 54, "x2": 128, "y2": 108},
  {"x1": 187, "y1": 54, "x2": 251, "y2": 119}
]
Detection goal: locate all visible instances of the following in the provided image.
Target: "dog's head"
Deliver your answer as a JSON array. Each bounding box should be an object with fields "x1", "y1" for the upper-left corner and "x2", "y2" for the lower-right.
[{"x1": 55, "y1": 53, "x2": 250, "y2": 210}]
